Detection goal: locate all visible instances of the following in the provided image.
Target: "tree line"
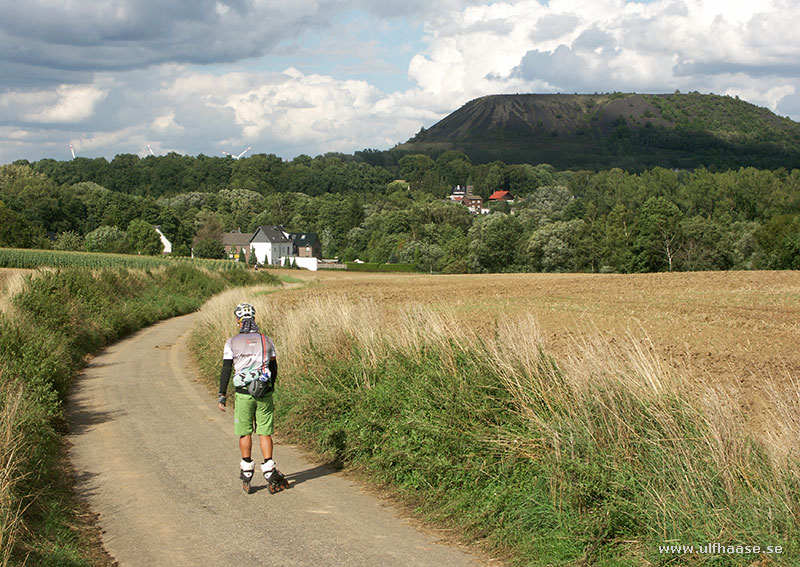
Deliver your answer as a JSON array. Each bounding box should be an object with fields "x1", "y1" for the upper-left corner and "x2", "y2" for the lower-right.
[{"x1": 1, "y1": 152, "x2": 798, "y2": 272}]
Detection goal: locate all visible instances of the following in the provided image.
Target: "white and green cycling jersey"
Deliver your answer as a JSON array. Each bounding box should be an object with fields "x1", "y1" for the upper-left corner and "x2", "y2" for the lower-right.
[{"x1": 222, "y1": 332, "x2": 277, "y2": 391}]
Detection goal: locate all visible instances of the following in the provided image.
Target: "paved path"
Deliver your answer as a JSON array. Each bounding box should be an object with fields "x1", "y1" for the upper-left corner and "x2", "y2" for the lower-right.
[{"x1": 67, "y1": 313, "x2": 483, "y2": 566}]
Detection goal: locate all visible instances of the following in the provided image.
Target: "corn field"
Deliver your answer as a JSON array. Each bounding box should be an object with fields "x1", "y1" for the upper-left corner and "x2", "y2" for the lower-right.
[{"x1": 0, "y1": 247, "x2": 247, "y2": 271}]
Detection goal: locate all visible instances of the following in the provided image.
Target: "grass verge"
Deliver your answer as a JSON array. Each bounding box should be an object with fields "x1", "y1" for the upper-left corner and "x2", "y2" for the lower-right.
[
  {"x1": 192, "y1": 292, "x2": 799, "y2": 566},
  {"x1": 0, "y1": 265, "x2": 278, "y2": 566}
]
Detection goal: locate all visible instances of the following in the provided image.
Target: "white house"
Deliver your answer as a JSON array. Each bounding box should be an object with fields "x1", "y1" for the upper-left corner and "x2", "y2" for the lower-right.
[
  {"x1": 250, "y1": 226, "x2": 293, "y2": 266},
  {"x1": 154, "y1": 225, "x2": 172, "y2": 254}
]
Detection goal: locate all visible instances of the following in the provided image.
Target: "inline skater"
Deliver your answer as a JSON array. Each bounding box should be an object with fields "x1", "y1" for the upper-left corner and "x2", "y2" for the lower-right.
[{"x1": 217, "y1": 302, "x2": 289, "y2": 493}]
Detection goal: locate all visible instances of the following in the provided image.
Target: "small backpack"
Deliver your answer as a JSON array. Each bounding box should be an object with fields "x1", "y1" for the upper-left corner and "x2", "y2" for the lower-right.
[{"x1": 233, "y1": 334, "x2": 274, "y2": 397}]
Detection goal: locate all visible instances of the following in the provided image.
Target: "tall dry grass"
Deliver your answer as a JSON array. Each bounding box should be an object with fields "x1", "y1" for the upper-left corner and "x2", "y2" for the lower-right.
[
  {"x1": 191, "y1": 290, "x2": 800, "y2": 564},
  {"x1": 0, "y1": 269, "x2": 35, "y2": 317},
  {"x1": 0, "y1": 271, "x2": 32, "y2": 566},
  {"x1": 0, "y1": 379, "x2": 30, "y2": 567}
]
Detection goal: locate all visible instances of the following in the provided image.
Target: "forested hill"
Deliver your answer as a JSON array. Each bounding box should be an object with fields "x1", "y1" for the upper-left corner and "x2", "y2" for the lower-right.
[{"x1": 396, "y1": 93, "x2": 800, "y2": 170}]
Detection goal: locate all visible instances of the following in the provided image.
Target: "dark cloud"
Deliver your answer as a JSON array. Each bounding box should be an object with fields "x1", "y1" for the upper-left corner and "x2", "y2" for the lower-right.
[
  {"x1": 0, "y1": 0, "x2": 491, "y2": 87},
  {"x1": 776, "y1": 92, "x2": 800, "y2": 117},
  {"x1": 673, "y1": 60, "x2": 800, "y2": 78},
  {"x1": 0, "y1": 60, "x2": 93, "y2": 89},
  {"x1": 517, "y1": 44, "x2": 592, "y2": 91},
  {"x1": 352, "y1": 0, "x2": 487, "y2": 22},
  {"x1": 0, "y1": 0, "x2": 335, "y2": 83},
  {"x1": 572, "y1": 27, "x2": 617, "y2": 55}
]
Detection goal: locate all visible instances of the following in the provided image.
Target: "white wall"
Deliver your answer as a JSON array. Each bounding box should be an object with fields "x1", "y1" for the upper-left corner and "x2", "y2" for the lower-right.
[
  {"x1": 280, "y1": 256, "x2": 318, "y2": 271},
  {"x1": 252, "y1": 242, "x2": 293, "y2": 265},
  {"x1": 251, "y1": 242, "x2": 268, "y2": 265}
]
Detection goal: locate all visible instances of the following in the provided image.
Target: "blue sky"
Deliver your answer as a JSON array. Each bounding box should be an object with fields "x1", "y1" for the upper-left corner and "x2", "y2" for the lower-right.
[{"x1": 2, "y1": 0, "x2": 800, "y2": 164}]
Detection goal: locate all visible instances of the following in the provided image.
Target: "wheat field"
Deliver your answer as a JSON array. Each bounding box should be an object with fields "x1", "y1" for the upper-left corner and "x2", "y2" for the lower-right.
[{"x1": 259, "y1": 269, "x2": 800, "y2": 449}]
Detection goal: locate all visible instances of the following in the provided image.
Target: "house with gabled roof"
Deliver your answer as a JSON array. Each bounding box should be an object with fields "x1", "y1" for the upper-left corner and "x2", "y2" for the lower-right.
[
  {"x1": 251, "y1": 225, "x2": 293, "y2": 266},
  {"x1": 489, "y1": 190, "x2": 515, "y2": 202},
  {"x1": 289, "y1": 232, "x2": 322, "y2": 259},
  {"x1": 448, "y1": 184, "x2": 487, "y2": 214},
  {"x1": 222, "y1": 229, "x2": 254, "y2": 262}
]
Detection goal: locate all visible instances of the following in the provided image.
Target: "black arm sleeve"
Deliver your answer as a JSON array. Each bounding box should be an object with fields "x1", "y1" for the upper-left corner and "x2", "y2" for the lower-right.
[
  {"x1": 268, "y1": 358, "x2": 277, "y2": 384},
  {"x1": 219, "y1": 358, "x2": 233, "y2": 395}
]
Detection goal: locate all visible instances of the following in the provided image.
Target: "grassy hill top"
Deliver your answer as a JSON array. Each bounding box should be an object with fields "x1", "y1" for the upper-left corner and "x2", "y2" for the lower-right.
[{"x1": 396, "y1": 92, "x2": 800, "y2": 170}]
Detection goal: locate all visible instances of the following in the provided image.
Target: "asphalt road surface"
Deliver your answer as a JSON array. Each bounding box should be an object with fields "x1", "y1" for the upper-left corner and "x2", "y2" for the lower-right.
[{"x1": 67, "y1": 313, "x2": 484, "y2": 567}]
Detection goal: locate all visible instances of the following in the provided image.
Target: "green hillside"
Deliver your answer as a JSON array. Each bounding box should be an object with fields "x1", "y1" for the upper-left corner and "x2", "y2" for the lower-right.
[{"x1": 396, "y1": 93, "x2": 800, "y2": 170}]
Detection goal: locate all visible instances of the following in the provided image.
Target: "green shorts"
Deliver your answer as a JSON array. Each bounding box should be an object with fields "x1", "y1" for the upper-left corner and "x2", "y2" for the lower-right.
[{"x1": 233, "y1": 392, "x2": 274, "y2": 437}]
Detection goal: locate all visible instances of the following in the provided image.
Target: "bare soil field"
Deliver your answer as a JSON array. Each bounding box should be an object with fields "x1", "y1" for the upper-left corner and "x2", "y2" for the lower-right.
[{"x1": 272, "y1": 269, "x2": 800, "y2": 431}]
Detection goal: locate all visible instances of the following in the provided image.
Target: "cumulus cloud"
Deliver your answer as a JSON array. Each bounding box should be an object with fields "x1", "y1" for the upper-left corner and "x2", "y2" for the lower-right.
[
  {"x1": 726, "y1": 84, "x2": 796, "y2": 112},
  {"x1": 406, "y1": 0, "x2": 800, "y2": 107},
  {"x1": 152, "y1": 66, "x2": 425, "y2": 155},
  {"x1": 0, "y1": 84, "x2": 107, "y2": 123},
  {"x1": 152, "y1": 112, "x2": 182, "y2": 132},
  {"x1": 26, "y1": 85, "x2": 108, "y2": 123},
  {"x1": 2, "y1": 0, "x2": 800, "y2": 164}
]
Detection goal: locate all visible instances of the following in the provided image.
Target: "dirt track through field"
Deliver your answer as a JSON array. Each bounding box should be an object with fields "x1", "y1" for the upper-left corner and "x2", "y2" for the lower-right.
[{"x1": 67, "y1": 313, "x2": 483, "y2": 567}]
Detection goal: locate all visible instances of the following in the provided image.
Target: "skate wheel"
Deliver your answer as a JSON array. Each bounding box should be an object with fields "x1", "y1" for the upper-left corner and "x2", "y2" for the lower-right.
[{"x1": 243, "y1": 482, "x2": 251, "y2": 494}]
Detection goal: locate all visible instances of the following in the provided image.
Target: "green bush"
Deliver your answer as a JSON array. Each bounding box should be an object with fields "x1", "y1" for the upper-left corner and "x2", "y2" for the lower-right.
[
  {"x1": 84, "y1": 225, "x2": 128, "y2": 254},
  {"x1": 52, "y1": 231, "x2": 84, "y2": 251},
  {"x1": 193, "y1": 238, "x2": 225, "y2": 259}
]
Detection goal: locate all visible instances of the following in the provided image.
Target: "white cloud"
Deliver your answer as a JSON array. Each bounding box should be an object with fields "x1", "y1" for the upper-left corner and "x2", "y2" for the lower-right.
[
  {"x1": 207, "y1": 68, "x2": 387, "y2": 143},
  {"x1": 152, "y1": 112, "x2": 182, "y2": 132},
  {"x1": 25, "y1": 85, "x2": 108, "y2": 123},
  {"x1": 121, "y1": 65, "x2": 434, "y2": 158},
  {"x1": 725, "y1": 84, "x2": 796, "y2": 112},
  {"x1": 72, "y1": 126, "x2": 139, "y2": 153},
  {"x1": 404, "y1": 0, "x2": 800, "y2": 112},
  {"x1": 0, "y1": 126, "x2": 32, "y2": 141},
  {"x1": 0, "y1": 84, "x2": 107, "y2": 123}
]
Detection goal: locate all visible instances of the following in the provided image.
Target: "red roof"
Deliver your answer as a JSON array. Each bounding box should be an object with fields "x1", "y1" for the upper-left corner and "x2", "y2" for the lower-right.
[{"x1": 489, "y1": 190, "x2": 514, "y2": 201}]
